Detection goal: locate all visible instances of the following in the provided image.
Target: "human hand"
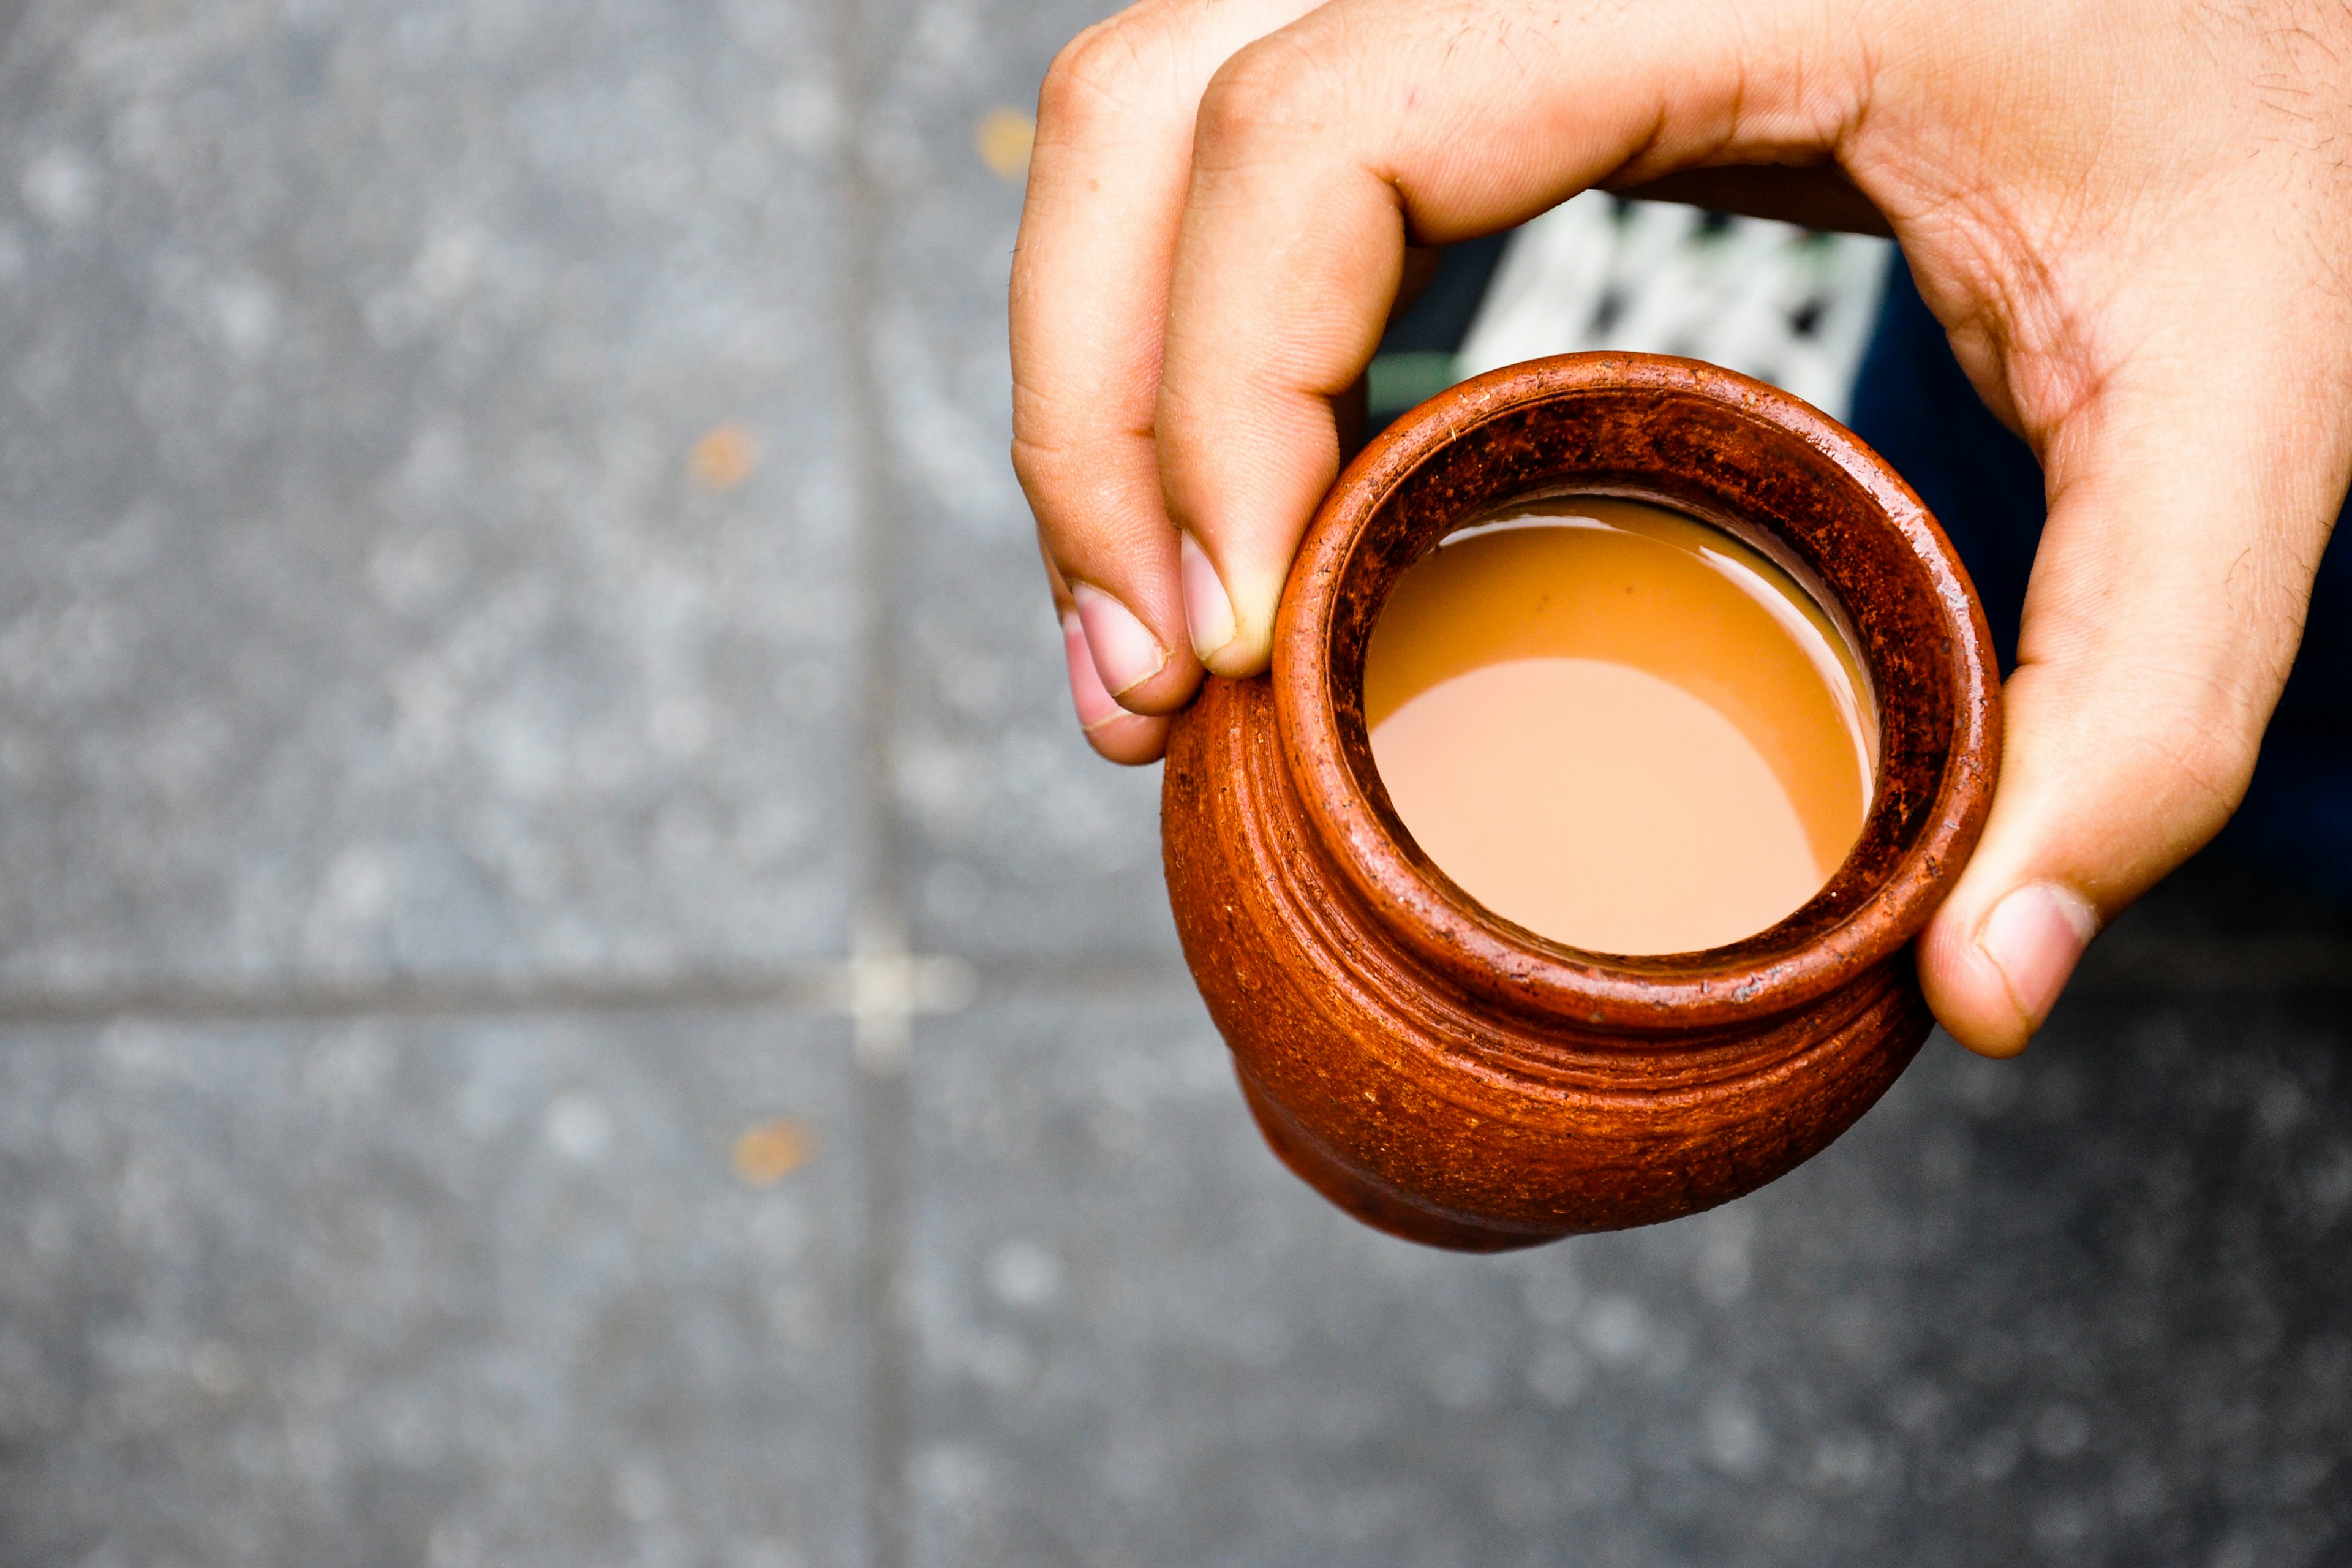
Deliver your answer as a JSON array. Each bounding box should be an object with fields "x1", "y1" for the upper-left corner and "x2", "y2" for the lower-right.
[{"x1": 1009, "y1": 0, "x2": 2352, "y2": 1057}]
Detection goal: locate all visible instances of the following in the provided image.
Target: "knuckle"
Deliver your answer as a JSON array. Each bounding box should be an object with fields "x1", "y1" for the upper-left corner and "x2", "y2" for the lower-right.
[
  {"x1": 1038, "y1": 18, "x2": 1148, "y2": 134},
  {"x1": 1009, "y1": 409, "x2": 1086, "y2": 475},
  {"x1": 1009, "y1": 431, "x2": 1109, "y2": 545},
  {"x1": 2117, "y1": 673, "x2": 2266, "y2": 834},
  {"x1": 1008, "y1": 431, "x2": 1061, "y2": 503},
  {"x1": 2159, "y1": 713, "x2": 2262, "y2": 823},
  {"x1": 1195, "y1": 37, "x2": 1332, "y2": 160}
]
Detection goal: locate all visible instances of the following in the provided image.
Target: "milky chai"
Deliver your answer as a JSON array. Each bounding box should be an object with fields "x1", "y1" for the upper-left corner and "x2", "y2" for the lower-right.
[{"x1": 1363, "y1": 496, "x2": 1877, "y2": 956}]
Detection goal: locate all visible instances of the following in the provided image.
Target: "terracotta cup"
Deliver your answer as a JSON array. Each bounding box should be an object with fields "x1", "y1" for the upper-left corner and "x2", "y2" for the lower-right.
[{"x1": 1161, "y1": 353, "x2": 2000, "y2": 1251}]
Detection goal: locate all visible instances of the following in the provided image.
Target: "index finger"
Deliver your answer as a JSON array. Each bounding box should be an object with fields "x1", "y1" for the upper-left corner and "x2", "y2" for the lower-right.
[
  {"x1": 1011, "y1": 0, "x2": 1324, "y2": 728},
  {"x1": 1157, "y1": 0, "x2": 1861, "y2": 673}
]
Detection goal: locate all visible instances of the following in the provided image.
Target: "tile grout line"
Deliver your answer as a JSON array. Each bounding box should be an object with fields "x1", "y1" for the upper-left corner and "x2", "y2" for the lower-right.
[
  {"x1": 830, "y1": 0, "x2": 916, "y2": 1555},
  {"x1": 0, "y1": 937, "x2": 2342, "y2": 1030},
  {"x1": 0, "y1": 955, "x2": 1200, "y2": 1029}
]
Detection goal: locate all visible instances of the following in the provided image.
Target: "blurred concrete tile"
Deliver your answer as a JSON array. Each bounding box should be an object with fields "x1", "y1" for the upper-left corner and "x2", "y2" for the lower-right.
[
  {"x1": 865, "y1": 0, "x2": 1177, "y2": 960},
  {"x1": 905, "y1": 989, "x2": 2352, "y2": 1566},
  {"x1": 0, "y1": 1007, "x2": 861, "y2": 1567},
  {"x1": 0, "y1": 0, "x2": 856, "y2": 994}
]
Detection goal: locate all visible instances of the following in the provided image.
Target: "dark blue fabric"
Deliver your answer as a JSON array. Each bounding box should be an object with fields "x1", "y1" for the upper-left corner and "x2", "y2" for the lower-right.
[
  {"x1": 1847, "y1": 258, "x2": 2352, "y2": 900},
  {"x1": 1380, "y1": 233, "x2": 1513, "y2": 357}
]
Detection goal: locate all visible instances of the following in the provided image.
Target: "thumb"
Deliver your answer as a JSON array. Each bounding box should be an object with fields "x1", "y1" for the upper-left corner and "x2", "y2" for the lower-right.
[{"x1": 1917, "y1": 329, "x2": 2346, "y2": 1056}]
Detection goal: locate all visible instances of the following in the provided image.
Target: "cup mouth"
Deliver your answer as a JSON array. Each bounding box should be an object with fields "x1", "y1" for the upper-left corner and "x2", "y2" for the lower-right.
[{"x1": 1272, "y1": 353, "x2": 2000, "y2": 1031}]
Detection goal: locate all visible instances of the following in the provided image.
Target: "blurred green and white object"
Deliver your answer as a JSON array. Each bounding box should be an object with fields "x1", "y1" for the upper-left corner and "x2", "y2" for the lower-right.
[{"x1": 1370, "y1": 191, "x2": 1893, "y2": 424}]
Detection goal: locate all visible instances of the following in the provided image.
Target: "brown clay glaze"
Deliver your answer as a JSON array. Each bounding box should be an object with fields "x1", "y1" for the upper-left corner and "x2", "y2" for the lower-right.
[{"x1": 1161, "y1": 353, "x2": 2000, "y2": 1251}]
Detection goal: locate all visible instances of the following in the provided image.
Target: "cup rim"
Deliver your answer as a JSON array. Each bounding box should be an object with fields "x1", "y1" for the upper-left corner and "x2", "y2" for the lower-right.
[{"x1": 1272, "y1": 352, "x2": 2000, "y2": 1031}]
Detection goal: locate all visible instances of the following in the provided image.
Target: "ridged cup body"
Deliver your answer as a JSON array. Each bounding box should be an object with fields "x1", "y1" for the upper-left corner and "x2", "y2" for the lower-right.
[{"x1": 1161, "y1": 354, "x2": 1999, "y2": 1250}]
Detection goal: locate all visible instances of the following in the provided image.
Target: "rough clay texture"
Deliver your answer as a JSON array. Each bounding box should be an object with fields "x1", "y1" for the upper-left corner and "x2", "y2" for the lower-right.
[
  {"x1": 0, "y1": 0, "x2": 2345, "y2": 1564},
  {"x1": 1163, "y1": 672, "x2": 1932, "y2": 1246}
]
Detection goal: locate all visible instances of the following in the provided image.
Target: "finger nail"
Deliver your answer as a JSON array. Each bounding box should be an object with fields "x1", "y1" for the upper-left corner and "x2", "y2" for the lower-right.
[
  {"x1": 1179, "y1": 532, "x2": 1237, "y2": 663},
  {"x1": 1978, "y1": 881, "x2": 2099, "y2": 1033},
  {"x1": 1061, "y1": 610, "x2": 1127, "y2": 733},
  {"x1": 1071, "y1": 583, "x2": 1167, "y2": 699}
]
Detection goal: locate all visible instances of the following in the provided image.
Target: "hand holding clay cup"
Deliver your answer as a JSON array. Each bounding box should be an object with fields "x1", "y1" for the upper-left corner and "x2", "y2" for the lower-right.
[{"x1": 1011, "y1": 0, "x2": 2352, "y2": 1058}]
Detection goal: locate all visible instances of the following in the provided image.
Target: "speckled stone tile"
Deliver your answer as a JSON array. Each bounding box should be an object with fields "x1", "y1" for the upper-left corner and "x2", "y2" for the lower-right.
[
  {"x1": 905, "y1": 987, "x2": 2352, "y2": 1567},
  {"x1": 0, "y1": 1008, "x2": 861, "y2": 1568},
  {"x1": 0, "y1": 0, "x2": 855, "y2": 996},
  {"x1": 867, "y1": 0, "x2": 1177, "y2": 962}
]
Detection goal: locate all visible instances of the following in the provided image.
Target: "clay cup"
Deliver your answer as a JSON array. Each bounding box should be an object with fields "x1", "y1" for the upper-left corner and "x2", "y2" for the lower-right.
[{"x1": 1161, "y1": 352, "x2": 2000, "y2": 1251}]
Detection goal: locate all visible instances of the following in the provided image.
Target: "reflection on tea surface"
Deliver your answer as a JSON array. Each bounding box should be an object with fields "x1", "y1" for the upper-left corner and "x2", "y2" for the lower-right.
[{"x1": 1365, "y1": 496, "x2": 1876, "y2": 956}]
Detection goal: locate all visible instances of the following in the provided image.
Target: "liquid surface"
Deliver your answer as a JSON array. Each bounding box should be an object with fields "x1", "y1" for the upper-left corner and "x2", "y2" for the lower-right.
[{"x1": 1364, "y1": 497, "x2": 1876, "y2": 956}]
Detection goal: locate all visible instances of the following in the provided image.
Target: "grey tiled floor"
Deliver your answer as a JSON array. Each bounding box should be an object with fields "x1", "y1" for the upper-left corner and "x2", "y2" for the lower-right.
[
  {"x1": 903, "y1": 982, "x2": 2352, "y2": 1568},
  {"x1": 873, "y1": 0, "x2": 1172, "y2": 961},
  {"x1": 0, "y1": 1011, "x2": 862, "y2": 1568},
  {"x1": 0, "y1": 0, "x2": 856, "y2": 996},
  {"x1": 0, "y1": 1, "x2": 2347, "y2": 1566}
]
